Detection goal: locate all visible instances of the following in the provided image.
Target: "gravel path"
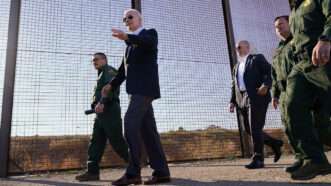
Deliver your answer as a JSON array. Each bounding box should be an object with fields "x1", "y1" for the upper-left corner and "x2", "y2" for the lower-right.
[{"x1": 1, "y1": 152, "x2": 331, "y2": 186}]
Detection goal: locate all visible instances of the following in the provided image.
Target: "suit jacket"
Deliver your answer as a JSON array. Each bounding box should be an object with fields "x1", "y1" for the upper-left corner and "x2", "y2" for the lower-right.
[
  {"x1": 230, "y1": 54, "x2": 272, "y2": 106},
  {"x1": 110, "y1": 28, "x2": 161, "y2": 99}
]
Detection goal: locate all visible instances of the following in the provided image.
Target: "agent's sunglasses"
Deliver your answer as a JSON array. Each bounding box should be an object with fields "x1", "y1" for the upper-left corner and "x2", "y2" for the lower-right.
[{"x1": 123, "y1": 15, "x2": 134, "y2": 22}]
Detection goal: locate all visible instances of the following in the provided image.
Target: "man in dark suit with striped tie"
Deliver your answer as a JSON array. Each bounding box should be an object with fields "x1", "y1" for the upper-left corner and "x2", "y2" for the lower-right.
[{"x1": 95, "y1": 9, "x2": 170, "y2": 186}]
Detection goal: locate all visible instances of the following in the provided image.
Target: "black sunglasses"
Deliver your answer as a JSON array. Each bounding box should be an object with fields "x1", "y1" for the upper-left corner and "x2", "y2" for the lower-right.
[{"x1": 123, "y1": 15, "x2": 134, "y2": 22}]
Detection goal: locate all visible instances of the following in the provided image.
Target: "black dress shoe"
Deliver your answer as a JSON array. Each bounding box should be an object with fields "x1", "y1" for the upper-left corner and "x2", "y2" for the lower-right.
[
  {"x1": 112, "y1": 174, "x2": 142, "y2": 186},
  {"x1": 285, "y1": 160, "x2": 303, "y2": 173},
  {"x1": 245, "y1": 159, "x2": 264, "y2": 169},
  {"x1": 144, "y1": 176, "x2": 171, "y2": 185},
  {"x1": 272, "y1": 140, "x2": 283, "y2": 163}
]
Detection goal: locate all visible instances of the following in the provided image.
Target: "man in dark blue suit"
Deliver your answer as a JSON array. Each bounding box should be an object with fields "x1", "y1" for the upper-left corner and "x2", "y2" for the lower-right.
[
  {"x1": 229, "y1": 40, "x2": 283, "y2": 169},
  {"x1": 95, "y1": 9, "x2": 170, "y2": 185}
]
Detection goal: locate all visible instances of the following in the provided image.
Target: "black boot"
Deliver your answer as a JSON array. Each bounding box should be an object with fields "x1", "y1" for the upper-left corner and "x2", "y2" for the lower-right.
[
  {"x1": 285, "y1": 159, "x2": 303, "y2": 173},
  {"x1": 75, "y1": 171, "x2": 100, "y2": 181},
  {"x1": 271, "y1": 140, "x2": 283, "y2": 163},
  {"x1": 245, "y1": 155, "x2": 264, "y2": 169},
  {"x1": 291, "y1": 161, "x2": 331, "y2": 180},
  {"x1": 245, "y1": 159, "x2": 264, "y2": 169}
]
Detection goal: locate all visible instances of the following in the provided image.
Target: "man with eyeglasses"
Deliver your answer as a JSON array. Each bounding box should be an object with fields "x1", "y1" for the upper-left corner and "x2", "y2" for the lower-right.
[
  {"x1": 75, "y1": 52, "x2": 129, "y2": 181},
  {"x1": 95, "y1": 9, "x2": 171, "y2": 185},
  {"x1": 229, "y1": 40, "x2": 283, "y2": 169}
]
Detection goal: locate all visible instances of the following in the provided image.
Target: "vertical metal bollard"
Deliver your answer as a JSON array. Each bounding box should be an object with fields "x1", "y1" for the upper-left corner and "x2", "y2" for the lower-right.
[
  {"x1": 222, "y1": 0, "x2": 251, "y2": 158},
  {"x1": 0, "y1": 0, "x2": 21, "y2": 178}
]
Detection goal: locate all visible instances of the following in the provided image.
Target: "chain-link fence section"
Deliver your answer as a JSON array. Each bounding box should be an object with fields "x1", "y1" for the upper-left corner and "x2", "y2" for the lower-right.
[
  {"x1": 229, "y1": 0, "x2": 290, "y2": 128},
  {"x1": 0, "y1": 0, "x2": 290, "y2": 174},
  {"x1": 9, "y1": 0, "x2": 131, "y2": 173}
]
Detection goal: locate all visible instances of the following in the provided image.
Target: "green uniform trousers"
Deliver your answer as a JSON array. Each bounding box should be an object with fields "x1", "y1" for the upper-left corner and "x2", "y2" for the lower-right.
[
  {"x1": 279, "y1": 93, "x2": 302, "y2": 160},
  {"x1": 87, "y1": 103, "x2": 129, "y2": 173},
  {"x1": 285, "y1": 65, "x2": 331, "y2": 164}
]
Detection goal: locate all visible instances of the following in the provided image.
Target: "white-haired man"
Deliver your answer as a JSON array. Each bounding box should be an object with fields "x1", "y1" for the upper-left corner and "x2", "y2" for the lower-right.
[{"x1": 96, "y1": 9, "x2": 171, "y2": 185}]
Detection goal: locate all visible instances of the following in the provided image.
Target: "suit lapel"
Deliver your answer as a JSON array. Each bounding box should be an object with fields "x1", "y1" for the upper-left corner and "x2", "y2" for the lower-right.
[
  {"x1": 123, "y1": 41, "x2": 132, "y2": 76},
  {"x1": 124, "y1": 28, "x2": 147, "y2": 66},
  {"x1": 244, "y1": 54, "x2": 252, "y2": 71},
  {"x1": 125, "y1": 28, "x2": 146, "y2": 59},
  {"x1": 139, "y1": 28, "x2": 146, "y2": 36},
  {"x1": 234, "y1": 63, "x2": 238, "y2": 77},
  {"x1": 242, "y1": 54, "x2": 252, "y2": 82},
  {"x1": 124, "y1": 40, "x2": 131, "y2": 59}
]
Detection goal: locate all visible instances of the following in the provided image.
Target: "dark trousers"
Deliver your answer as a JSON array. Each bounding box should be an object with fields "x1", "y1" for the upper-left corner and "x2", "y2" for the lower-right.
[
  {"x1": 237, "y1": 92, "x2": 281, "y2": 160},
  {"x1": 124, "y1": 95, "x2": 170, "y2": 177},
  {"x1": 87, "y1": 103, "x2": 129, "y2": 174}
]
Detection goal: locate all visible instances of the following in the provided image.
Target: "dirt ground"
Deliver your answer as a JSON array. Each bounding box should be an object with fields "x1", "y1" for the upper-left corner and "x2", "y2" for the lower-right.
[{"x1": 1, "y1": 152, "x2": 331, "y2": 186}]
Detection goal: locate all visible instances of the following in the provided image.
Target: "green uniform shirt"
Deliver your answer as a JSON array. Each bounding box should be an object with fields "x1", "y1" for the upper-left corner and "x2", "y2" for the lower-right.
[
  {"x1": 271, "y1": 35, "x2": 295, "y2": 99},
  {"x1": 289, "y1": 0, "x2": 331, "y2": 89},
  {"x1": 92, "y1": 64, "x2": 119, "y2": 107},
  {"x1": 290, "y1": 0, "x2": 331, "y2": 56}
]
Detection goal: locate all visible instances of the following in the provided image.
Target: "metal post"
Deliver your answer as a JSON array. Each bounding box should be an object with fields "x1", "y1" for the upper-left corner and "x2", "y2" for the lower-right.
[
  {"x1": 222, "y1": 0, "x2": 250, "y2": 158},
  {"x1": 0, "y1": 0, "x2": 21, "y2": 178},
  {"x1": 132, "y1": 0, "x2": 141, "y2": 12}
]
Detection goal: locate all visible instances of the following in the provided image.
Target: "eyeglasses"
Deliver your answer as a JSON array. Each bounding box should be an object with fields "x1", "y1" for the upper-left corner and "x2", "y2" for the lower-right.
[{"x1": 123, "y1": 15, "x2": 133, "y2": 22}]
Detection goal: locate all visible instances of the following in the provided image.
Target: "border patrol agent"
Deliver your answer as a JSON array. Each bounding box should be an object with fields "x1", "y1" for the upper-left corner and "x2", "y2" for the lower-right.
[
  {"x1": 272, "y1": 15, "x2": 300, "y2": 173},
  {"x1": 286, "y1": 0, "x2": 331, "y2": 180},
  {"x1": 76, "y1": 53, "x2": 129, "y2": 181}
]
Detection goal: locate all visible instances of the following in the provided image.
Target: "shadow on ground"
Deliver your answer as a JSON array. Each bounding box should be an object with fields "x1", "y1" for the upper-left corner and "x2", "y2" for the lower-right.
[
  {"x1": 2, "y1": 177, "x2": 330, "y2": 186},
  {"x1": 171, "y1": 178, "x2": 331, "y2": 186}
]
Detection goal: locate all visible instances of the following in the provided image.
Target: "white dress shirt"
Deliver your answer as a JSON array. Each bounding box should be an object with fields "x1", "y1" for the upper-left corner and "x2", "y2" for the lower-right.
[
  {"x1": 237, "y1": 54, "x2": 249, "y2": 91},
  {"x1": 129, "y1": 26, "x2": 144, "y2": 35}
]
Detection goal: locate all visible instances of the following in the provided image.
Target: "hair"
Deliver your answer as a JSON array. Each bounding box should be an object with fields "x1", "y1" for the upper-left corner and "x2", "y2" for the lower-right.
[
  {"x1": 274, "y1": 15, "x2": 289, "y2": 23},
  {"x1": 93, "y1": 52, "x2": 107, "y2": 62},
  {"x1": 124, "y1": 9, "x2": 142, "y2": 22},
  {"x1": 236, "y1": 40, "x2": 250, "y2": 49}
]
